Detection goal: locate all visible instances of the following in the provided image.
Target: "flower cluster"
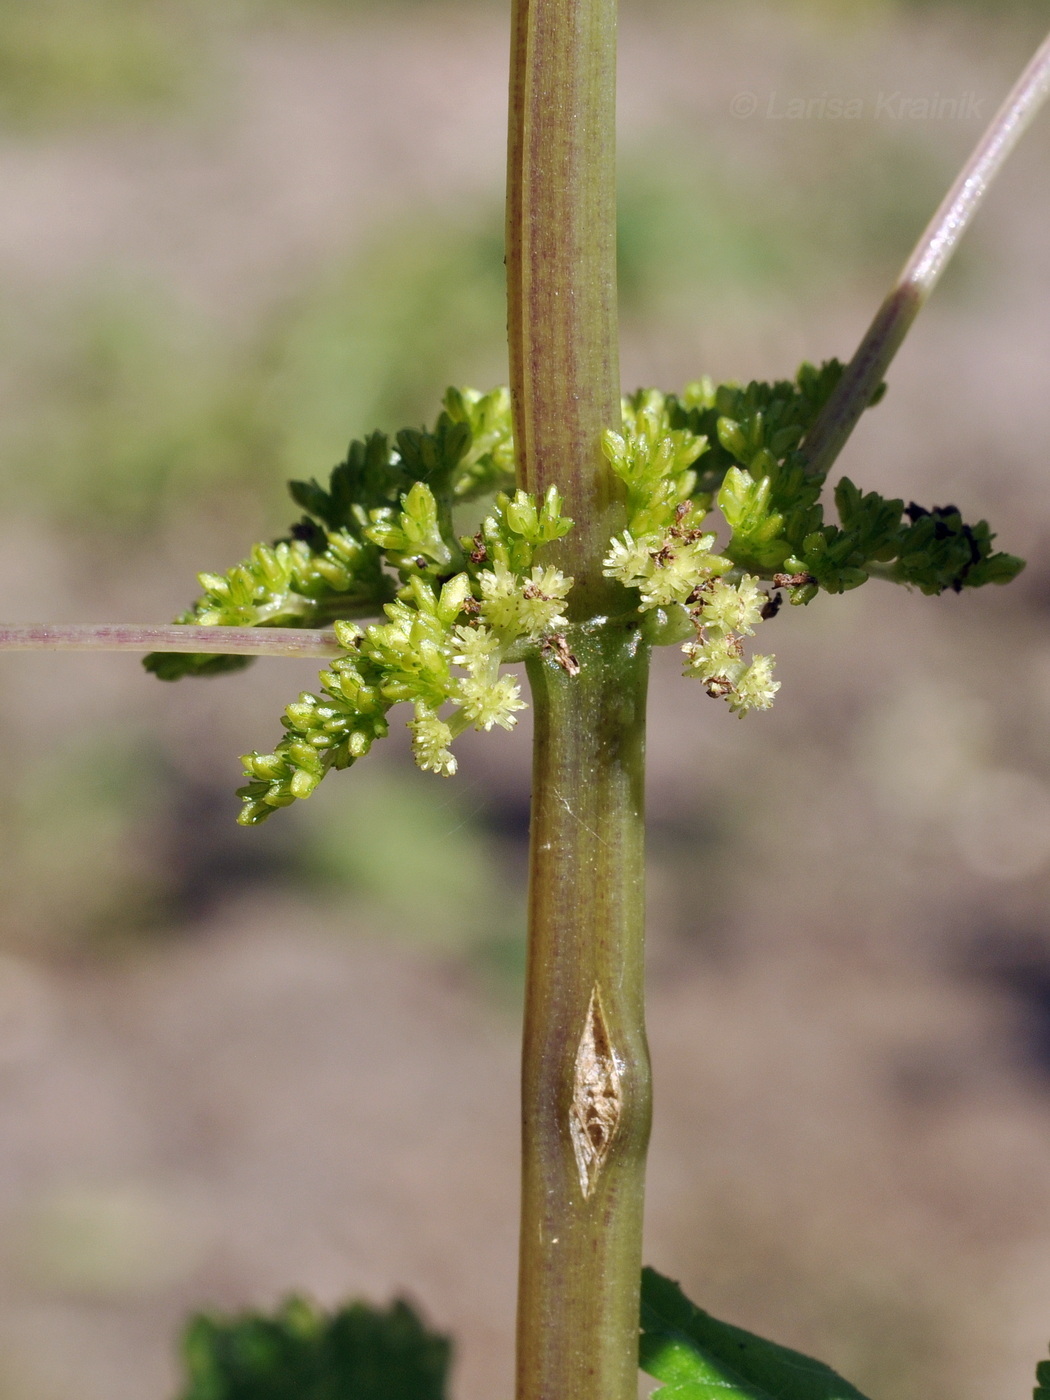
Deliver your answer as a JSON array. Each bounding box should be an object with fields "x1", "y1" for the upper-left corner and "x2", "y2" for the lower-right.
[
  {"x1": 601, "y1": 391, "x2": 731, "y2": 608},
  {"x1": 151, "y1": 366, "x2": 1024, "y2": 814},
  {"x1": 143, "y1": 532, "x2": 393, "y2": 681},
  {"x1": 682, "y1": 578, "x2": 779, "y2": 716},
  {"x1": 601, "y1": 390, "x2": 777, "y2": 716},
  {"x1": 237, "y1": 482, "x2": 572, "y2": 823},
  {"x1": 603, "y1": 517, "x2": 728, "y2": 611},
  {"x1": 603, "y1": 389, "x2": 709, "y2": 534},
  {"x1": 145, "y1": 387, "x2": 515, "y2": 681},
  {"x1": 600, "y1": 364, "x2": 1024, "y2": 716}
]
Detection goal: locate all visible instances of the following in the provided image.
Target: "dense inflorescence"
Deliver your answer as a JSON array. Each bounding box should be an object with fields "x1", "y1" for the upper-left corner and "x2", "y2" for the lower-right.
[
  {"x1": 235, "y1": 483, "x2": 571, "y2": 823},
  {"x1": 143, "y1": 387, "x2": 515, "y2": 681},
  {"x1": 149, "y1": 365, "x2": 1022, "y2": 819},
  {"x1": 603, "y1": 362, "x2": 1021, "y2": 713}
]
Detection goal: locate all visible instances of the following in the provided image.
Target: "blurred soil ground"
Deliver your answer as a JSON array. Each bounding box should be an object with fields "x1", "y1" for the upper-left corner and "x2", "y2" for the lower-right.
[{"x1": 1, "y1": 4, "x2": 1050, "y2": 1399}]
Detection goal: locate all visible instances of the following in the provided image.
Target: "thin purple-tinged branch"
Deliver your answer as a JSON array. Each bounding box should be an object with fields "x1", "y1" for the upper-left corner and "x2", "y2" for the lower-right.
[
  {"x1": 0, "y1": 622, "x2": 343, "y2": 659},
  {"x1": 801, "y1": 26, "x2": 1050, "y2": 479}
]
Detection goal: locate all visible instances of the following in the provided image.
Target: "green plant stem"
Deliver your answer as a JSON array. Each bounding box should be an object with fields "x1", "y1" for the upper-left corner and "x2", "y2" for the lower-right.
[
  {"x1": 507, "y1": 0, "x2": 624, "y2": 611},
  {"x1": 0, "y1": 623, "x2": 552, "y2": 670},
  {"x1": 0, "y1": 622, "x2": 344, "y2": 658},
  {"x1": 519, "y1": 626, "x2": 651, "y2": 1400},
  {"x1": 801, "y1": 24, "x2": 1050, "y2": 480},
  {"x1": 507, "y1": 1, "x2": 650, "y2": 1397}
]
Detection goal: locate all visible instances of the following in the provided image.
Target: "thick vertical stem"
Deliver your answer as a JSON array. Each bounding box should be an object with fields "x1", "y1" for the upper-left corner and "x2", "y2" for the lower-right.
[
  {"x1": 507, "y1": 0, "x2": 623, "y2": 607},
  {"x1": 507, "y1": 2, "x2": 647, "y2": 1397},
  {"x1": 518, "y1": 627, "x2": 651, "y2": 1400}
]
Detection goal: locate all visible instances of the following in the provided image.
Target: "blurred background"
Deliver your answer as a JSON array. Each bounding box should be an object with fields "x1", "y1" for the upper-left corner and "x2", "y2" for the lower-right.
[{"x1": 0, "y1": 0, "x2": 1049, "y2": 1397}]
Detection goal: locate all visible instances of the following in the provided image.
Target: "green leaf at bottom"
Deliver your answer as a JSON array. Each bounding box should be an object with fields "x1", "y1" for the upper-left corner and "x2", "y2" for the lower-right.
[
  {"x1": 177, "y1": 1295, "x2": 450, "y2": 1400},
  {"x1": 1034, "y1": 1347, "x2": 1050, "y2": 1399},
  {"x1": 640, "y1": 1267, "x2": 871, "y2": 1400}
]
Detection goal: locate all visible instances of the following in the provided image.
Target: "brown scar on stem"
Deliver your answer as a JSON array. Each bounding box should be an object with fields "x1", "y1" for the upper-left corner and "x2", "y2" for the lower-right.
[{"x1": 569, "y1": 986, "x2": 623, "y2": 1198}]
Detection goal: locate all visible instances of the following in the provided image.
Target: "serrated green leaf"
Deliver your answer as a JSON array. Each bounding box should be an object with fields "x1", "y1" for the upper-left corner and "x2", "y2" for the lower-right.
[
  {"x1": 1034, "y1": 1348, "x2": 1050, "y2": 1398},
  {"x1": 143, "y1": 650, "x2": 253, "y2": 682},
  {"x1": 176, "y1": 1295, "x2": 451, "y2": 1400},
  {"x1": 640, "y1": 1268, "x2": 871, "y2": 1400}
]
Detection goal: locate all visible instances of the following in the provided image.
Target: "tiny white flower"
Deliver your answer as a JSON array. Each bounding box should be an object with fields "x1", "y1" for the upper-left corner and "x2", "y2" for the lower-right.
[
  {"x1": 409, "y1": 706, "x2": 457, "y2": 776},
  {"x1": 728, "y1": 654, "x2": 779, "y2": 715},
  {"x1": 478, "y1": 563, "x2": 571, "y2": 640},
  {"x1": 452, "y1": 623, "x2": 502, "y2": 672},
  {"x1": 695, "y1": 575, "x2": 765, "y2": 636},
  {"x1": 682, "y1": 632, "x2": 744, "y2": 685},
  {"x1": 638, "y1": 533, "x2": 722, "y2": 608},
  {"x1": 603, "y1": 531, "x2": 652, "y2": 589},
  {"x1": 457, "y1": 672, "x2": 527, "y2": 731}
]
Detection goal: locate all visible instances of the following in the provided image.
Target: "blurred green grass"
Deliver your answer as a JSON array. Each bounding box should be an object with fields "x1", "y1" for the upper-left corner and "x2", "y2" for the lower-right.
[
  {"x1": 0, "y1": 0, "x2": 490, "y2": 132},
  {"x1": 0, "y1": 0, "x2": 213, "y2": 130},
  {"x1": 0, "y1": 213, "x2": 507, "y2": 528},
  {"x1": 0, "y1": 733, "x2": 169, "y2": 947},
  {"x1": 617, "y1": 132, "x2": 945, "y2": 327},
  {"x1": 0, "y1": 144, "x2": 952, "y2": 531},
  {"x1": 296, "y1": 764, "x2": 524, "y2": 961},
  {"x1": 0, "y1": 0, "x2": 1041, "y2": 133}
]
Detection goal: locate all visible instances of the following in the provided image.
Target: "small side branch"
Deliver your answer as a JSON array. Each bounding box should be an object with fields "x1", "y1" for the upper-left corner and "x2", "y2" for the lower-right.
[
  {"x1": 0, "y1": 623, "x2": 343, "y2": 659},
  {"x1": 801, "y1": 25, "x2": 1050, "y2": 480}
]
